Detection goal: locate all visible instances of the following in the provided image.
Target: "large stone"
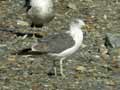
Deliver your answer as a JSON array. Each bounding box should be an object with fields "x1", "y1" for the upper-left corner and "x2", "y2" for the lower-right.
[{"x1": 105, "y1": 33, "x2": 120, "y2": 48}]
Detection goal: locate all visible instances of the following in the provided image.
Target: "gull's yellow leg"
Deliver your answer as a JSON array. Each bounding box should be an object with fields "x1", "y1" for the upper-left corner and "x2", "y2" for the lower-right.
[{"x1": 60, "y1": 57, "x2": 66, "y2": 78}]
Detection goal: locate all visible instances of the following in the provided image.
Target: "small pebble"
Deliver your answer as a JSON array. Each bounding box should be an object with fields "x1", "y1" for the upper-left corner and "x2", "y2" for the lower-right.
[
  {"x1": 17, "y1": 20, "x2": 29, "y2": 26},
  {"x1": 76, "y1": 66, "x2": 86, "y2": 72},
  {"x1": 67, "y1": 3, "x2": 77, "y2": 10}
]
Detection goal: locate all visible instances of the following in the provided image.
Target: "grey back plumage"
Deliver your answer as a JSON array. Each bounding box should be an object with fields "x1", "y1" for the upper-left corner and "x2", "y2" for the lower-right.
[{"x1": 35, "y1": 33, "x2": 75, "y2": 53}]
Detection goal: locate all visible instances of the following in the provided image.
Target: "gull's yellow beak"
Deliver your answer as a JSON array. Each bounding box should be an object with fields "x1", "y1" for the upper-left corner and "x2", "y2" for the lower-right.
[
  {"x1": 81, "y1": 24, "x2": 88, "y2": 30},
  {"x1": 82, "y1": 24, "x2": 95, "y2": 32}
]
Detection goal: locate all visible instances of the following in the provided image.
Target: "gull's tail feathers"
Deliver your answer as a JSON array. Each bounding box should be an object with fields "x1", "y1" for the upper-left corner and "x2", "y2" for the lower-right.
[{"x1": 12, "y1": 47, "x2": 47, "y2": 55}]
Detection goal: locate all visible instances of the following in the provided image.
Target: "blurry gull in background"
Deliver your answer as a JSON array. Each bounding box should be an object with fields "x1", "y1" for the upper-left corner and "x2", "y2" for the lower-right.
[{"x1": 25, "y1": 0, "x2": 54, "y2": 27}]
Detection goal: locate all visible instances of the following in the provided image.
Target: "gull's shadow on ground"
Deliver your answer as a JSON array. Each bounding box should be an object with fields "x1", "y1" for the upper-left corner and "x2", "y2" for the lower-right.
[{"x1": 12, "y1": 48, "x2": 47, "y2": 55}]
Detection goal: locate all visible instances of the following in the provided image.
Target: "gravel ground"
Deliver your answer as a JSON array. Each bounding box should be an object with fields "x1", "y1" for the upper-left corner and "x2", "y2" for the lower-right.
[{"x1": 0, "y1": 0, "x2": 120, "y2": 90}]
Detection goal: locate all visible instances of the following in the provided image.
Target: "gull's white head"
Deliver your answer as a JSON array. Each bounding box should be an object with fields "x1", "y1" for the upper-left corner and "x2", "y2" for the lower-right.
[
  {"x1": 70, "y1": 19, "x2": 85, "y2": 29},
  {"x1": 68, "y1": 19, "x2": 85, "y2": 42}
]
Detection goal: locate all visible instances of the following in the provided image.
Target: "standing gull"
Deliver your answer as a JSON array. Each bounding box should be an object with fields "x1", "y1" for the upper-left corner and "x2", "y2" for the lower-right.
[
  {"x1": 26, "y1": 0, "x2": 54, "y2": 27},
  {"x1": 31, "y1": 19, "x2": 85, "y2": 77}
]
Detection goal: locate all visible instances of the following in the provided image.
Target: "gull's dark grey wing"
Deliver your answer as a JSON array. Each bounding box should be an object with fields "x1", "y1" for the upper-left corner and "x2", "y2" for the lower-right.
[
  {"x1": 12, "y1": 33, "x2": 74, "y2": 55},
  {"x1": 36, "y1": 33, "x2": 75, "y2": 53}
]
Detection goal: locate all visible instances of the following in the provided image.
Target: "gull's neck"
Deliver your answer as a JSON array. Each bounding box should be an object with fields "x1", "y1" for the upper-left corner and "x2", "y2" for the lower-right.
[{"x1": 70, "y1": 25, "x2": 83, "y2": 46}]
